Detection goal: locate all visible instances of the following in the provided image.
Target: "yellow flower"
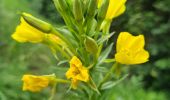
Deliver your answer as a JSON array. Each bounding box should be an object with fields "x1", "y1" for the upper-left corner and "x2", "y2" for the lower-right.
[
  {"x1": 115, "y1": 32, "x2": 149, "y2": 65},
  {"x1": 66, "y1": 56, "x2": 89, "y2": 89},
  {"x1": 12, "y1": 15, "x2": 45, "y2": 43},
  {"x1": 105, "y1": 0, "x2": 126, "y2": 20},
  {"x1": 22, "y1": 74, "x2": 56, "y2": 92}
]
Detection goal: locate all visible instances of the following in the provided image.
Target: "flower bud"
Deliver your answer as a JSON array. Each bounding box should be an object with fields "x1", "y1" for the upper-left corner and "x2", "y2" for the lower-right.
[
  {"x1": 84, "y1": 36, "x2": 98, "y2": 54},
  {"x1": 22, "y1": 12, "x2": 52, "y2": 33},
  {"x1": 86, "y1": 0, "x2": 98, "y2": 18},
  {"x1": 105, "y1": 0, "x2": 126, "y2": 20},
  {"x1": 97, "y1": 0, "x2": 109, "y2": 21},
  {"x1": 73, "y1": 0, "x2": 83, "y2": 22},
  {"x1": 56, "y1": 0, "x2": 69, "y2": 11}
]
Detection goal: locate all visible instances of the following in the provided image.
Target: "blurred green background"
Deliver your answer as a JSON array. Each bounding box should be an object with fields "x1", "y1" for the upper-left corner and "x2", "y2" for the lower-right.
[{"x1": 0, "y1": 0, "x2": 170, "y2": 100}]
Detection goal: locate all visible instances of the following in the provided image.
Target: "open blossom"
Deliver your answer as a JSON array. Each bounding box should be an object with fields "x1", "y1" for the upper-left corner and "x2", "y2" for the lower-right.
[
  {"x1": 66, "y1": 56, "x2": 89, "y2": 89},
  {"x1": 11, "y1": 13, "x2": 45, "y2": 43},
  {"x1": 98, "y1": 0, "x2": 127, "y2": 20},
  {"x1": 22, "y1": 74, "x2": 56, "y2": 92},
  {"x1": 115, "y1": 32, "x2": 149, "y2": 65}
]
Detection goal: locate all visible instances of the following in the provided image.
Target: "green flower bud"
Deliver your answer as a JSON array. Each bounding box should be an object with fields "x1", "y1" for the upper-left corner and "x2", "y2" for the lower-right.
[
  {"x1": 87, "y1": 0, "x2": 98, "y2": 18},
  {"x1": 56, "y1": 0, "x2": 68, "y2": 11},
  {"x1": 97, "y1": 0, "x2": 109, "y2": 21},
  {"x1": 84, "y1": 36, "x2": 98, "y2": 54},
  {"x1": 73, "y1": 0, "x2": 83, "y2": 22},
  {"x1": 22, "y1": 13, "x2": 52, "y2": 33}
]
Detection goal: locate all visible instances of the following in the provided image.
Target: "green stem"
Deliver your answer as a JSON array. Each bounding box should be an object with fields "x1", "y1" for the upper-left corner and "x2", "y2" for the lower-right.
[
  {"x1": 56, "y1": 79, "x2": 70, "y2": 83},
  {"x1": 94, "y1": 20, "x2": 103, "y2": 40},
  {"x1": 52, "y1": 29, "x2": 77, "y2": 56},
  {"x1": 88, "y1": 76, "x2": 101, "y2": 95},
  {"x1": 98, "y1": 63, "x2": 118, "y2": 88},
  {"x1": 54, "y1": 45, "x2": 71, "y2": 60},
  {"x1": 44, "y1": 38, "x2": 71, "y2": 60},
  {"x1": 48, "y1": 83, "x2": 57, "y2": 100},
  {"x1": 65, "y1": 47, "x2": 74, "y2": 57}
]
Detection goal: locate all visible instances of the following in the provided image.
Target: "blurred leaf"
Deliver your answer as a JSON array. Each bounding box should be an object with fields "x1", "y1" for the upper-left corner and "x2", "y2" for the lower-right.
[
  {"x1": 98, "y1": 43, "x2": 113, "y2": 65},
  {"x1": 154, "y1": 58, "x2": 170, "y2": 69},
  {"x1": 97, "y1": 32, "x2": 115, "y2": 45},
  {"x1": 101, "y1": 74, "x2": 128, "y2": 90}
]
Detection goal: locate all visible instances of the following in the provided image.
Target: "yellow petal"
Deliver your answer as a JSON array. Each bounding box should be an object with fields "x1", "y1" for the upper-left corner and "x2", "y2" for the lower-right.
[
  {"x1": 116, "y1": 32, "x2": 133, "y2": 52},
  {"x1": 12, "y1": 17, "x2": 45, "y2": 43},
  {"x1": 129, "y1": 35, "x2": 144, "y2": 52},
  {"x1": 76, "y1": 66, "x2": 89, "y2": 82},
  {"x1": 65, "y1": 65, "x2": 77, "y2": 79},
  {"x1": 71, "y1": 78, "x2": 79, "y2": 89},
  {"x1": 117, "y1": 32, "x2": 145, "y2": 52},
  {"x1": 70, "y1": 56, "x2": 82, "y2": 67},
  {"x1": 46, "y1": 34, "x2": 66, "y2": 46},
  {"x1": 114, "y1": 5, "x2": 126, "y2": 18},
  {"x1": 115, "y1": 51, "x2": 133, "y2": 64},
  {"x1": 22, "y1": 75, "x2": 50, "y2": 92},
  {"x1": 106, "y1": 0, "x2": 126, "y2": 20},
  {"x1": 133, "y1": 49, "x2": 149, "y2": 64}
]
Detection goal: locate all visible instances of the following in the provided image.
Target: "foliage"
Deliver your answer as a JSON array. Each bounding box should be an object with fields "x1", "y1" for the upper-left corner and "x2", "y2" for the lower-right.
[
  {"x1": 0, "y1": 0, "x2": 169, "y2": 100},
  {"x1": 111, "y1": 0, "x2": 170, "y2": 93}
]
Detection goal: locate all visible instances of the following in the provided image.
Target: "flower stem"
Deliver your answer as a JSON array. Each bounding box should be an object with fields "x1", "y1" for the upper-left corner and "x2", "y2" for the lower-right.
[
  {"x1": 56, "y1": 79, "x2": 70, "y2": 83},
  {"x1": 48, "y1": 83, "x2": 57, "y2": 100},
  {"x1": 52, "y1": 28, "x2": 77, "y2": 56},
  {"x1": 98, "y1": 62, "x2": 118, "y2": 88}
]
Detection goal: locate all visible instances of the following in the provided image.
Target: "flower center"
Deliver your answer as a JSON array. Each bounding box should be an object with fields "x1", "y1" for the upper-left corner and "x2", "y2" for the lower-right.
[{"x1": 72, "y1": 66, "x2": 80, "y2": 76}]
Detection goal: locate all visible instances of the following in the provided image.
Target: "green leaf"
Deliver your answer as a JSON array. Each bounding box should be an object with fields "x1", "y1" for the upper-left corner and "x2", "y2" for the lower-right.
[
  {"x1": 0, "y1": 91, "x2": 7, "y2": 100},
  {"x1": 55, "y1": 27, "x2": 78, "y2": 46},
  {"x1": 98, "y1": 43, "x2": 113, "y2": 65},
  {"x1": 101, "y1": 74, "x2": 128, "y2": 90},
  {"x1": 97, "y1": 32, "x2": 115, "y2": 45},
  {"x1": 103, "y1": 59, "x2": 115, "y2": 63},
  {"x1": 57, "y1": 60, "x2": 68, "y2": 66},
  {"x1": 88, "y1": 77, "x2": 101, "y2": 95},
  {"x1": 94, "y1": 66, "x2": 109, "y2": 73},
  {"x1": 154, "y1": 58, "x2": 170, "y2": 69}
]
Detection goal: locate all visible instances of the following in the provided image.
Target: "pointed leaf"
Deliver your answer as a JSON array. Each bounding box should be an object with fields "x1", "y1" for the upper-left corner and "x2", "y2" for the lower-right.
[
  {"x1": 98, "y1": 43, "x2": 114, "y2": 64},
  {"x1": 101, "y1": 74, "x2": 128, "y2": 90}
]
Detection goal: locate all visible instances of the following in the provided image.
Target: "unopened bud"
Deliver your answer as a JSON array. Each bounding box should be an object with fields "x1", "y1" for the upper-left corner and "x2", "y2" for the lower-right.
[
  {"x1": 57, "y1": 0, "x2": 69, "y2": 11},
  {"x1": 84, "y1": 36, "x2": 98, "y2": 54},
  {"x1": 87, "y1": 0, "x2": 98, "y2": 18},
  {"x1": 97, "y1": 0, "x2": 109, "y2": 21},
  {"x1": 73, "y1": 0, "x2": 83, "y2": 22},
  {"x1": 22, "y1": 12, "x2": 52, "y2": 33}
]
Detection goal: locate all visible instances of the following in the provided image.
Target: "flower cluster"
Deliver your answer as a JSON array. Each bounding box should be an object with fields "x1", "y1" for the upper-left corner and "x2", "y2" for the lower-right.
[{"x1": 12, "y1": 0, "x2": 149, "y2": 99}]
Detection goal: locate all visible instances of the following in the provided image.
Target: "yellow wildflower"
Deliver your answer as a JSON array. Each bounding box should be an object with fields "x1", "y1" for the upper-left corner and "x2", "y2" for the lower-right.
[
  {"x1": 12, "y1": 15, "x2": 45, "y2": 43},
  {"x1": 105, "y1": 0, "x2": 127, "y2": 20},
  {"x1": 66, "y1": 56, "x2": 89, "y2": 89},
  {"x1": 22, "y1": 74, "x2": 56, "y2": 92},
  {"x1": 115, "y1": 32, "x2": 149, "y2": 65}
]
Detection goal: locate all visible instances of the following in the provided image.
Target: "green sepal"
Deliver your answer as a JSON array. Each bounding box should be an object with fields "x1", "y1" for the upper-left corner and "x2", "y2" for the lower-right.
[
  {"x1": 86, "y1": 0, "x2": 98, "y2": 18},
  {"x1": 73, "y1": 0, "x2": 83, "y2": 23},
  {"x1": 22, "y1": 13, "x2": 52, "y2": 33},
  {"x1": 84, "y1": 36, "x2": 98, "y2": 55},
  {"x1": 97, "y1": 0, "x2": 109, "y2": 21}
]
